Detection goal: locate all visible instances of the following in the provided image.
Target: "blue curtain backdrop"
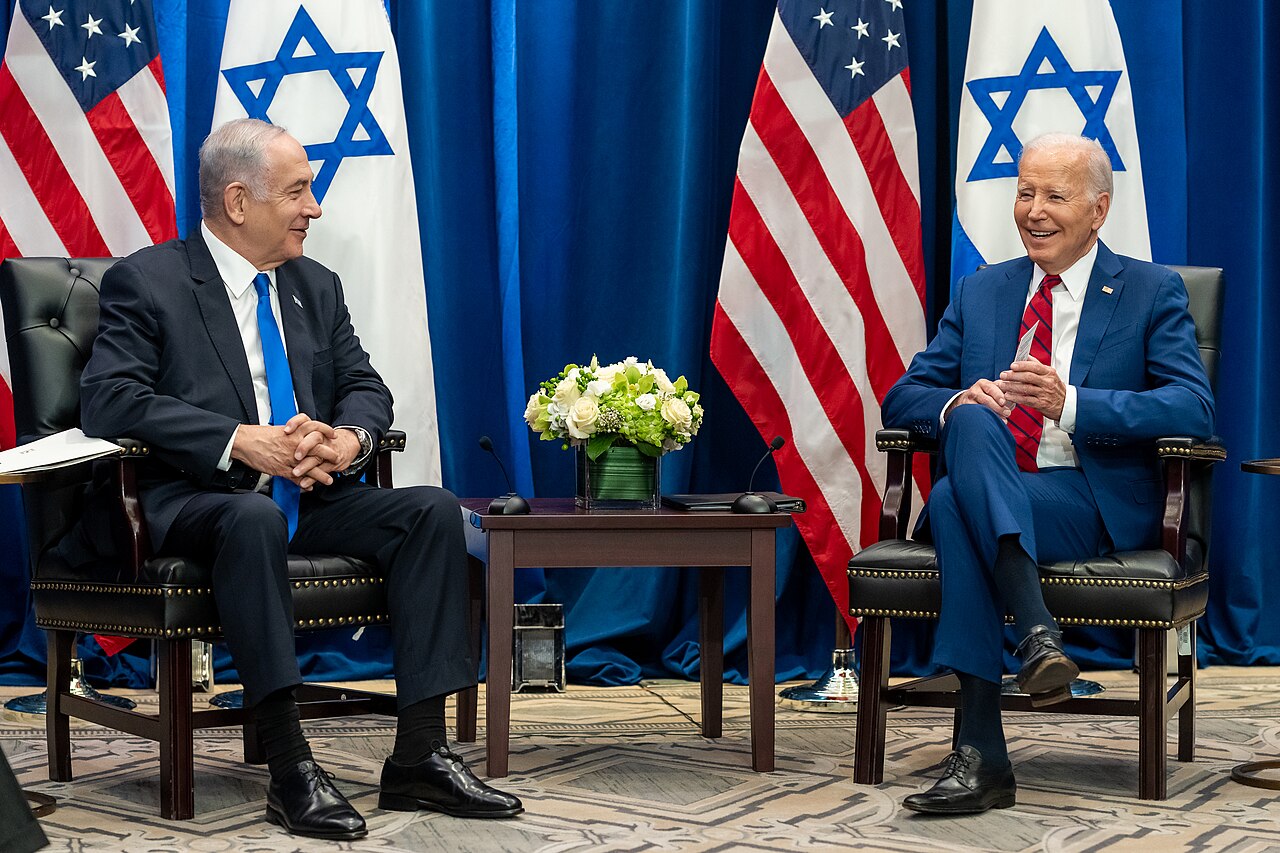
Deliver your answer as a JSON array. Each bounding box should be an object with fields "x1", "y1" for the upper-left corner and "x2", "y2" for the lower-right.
[{"x1": 0, "y1": 1, "x2": 1277, "y2": 689}]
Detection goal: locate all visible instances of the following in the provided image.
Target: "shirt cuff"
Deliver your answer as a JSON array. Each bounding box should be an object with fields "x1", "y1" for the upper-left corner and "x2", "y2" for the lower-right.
[
  {"x1": 1056, "y1": 385, "x2": 1078, "y2": 433},
  {"x1": 217, "y1": 433, "x2": 235, "y2": 471},
  {"x1": 938, "y1": 390, "x2": 966, "y2": 427}
]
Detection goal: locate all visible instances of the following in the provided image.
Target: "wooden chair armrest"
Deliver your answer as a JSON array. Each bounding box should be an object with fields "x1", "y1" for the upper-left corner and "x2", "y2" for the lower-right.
[
  {"x1": 1157, "y1": 435, "x2": 1225, "y2": 570},
  {"x1": 368, "y1": 429, "x2": 407, "y2": 489},
  {"x1": 1156, "y1": 435, "x2": 1226, "y2": 463},
  {"x1": 873, "y1": 429, "x2": 935, "y2": 540}
]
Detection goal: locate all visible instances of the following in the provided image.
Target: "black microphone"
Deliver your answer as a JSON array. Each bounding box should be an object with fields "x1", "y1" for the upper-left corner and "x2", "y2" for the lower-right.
[
  {"x1": 478, "y1": 435, "x2": 530, "y2": 515},
  {"x1": 731, "y1": 435, "x2": 785, "y2": 514}
]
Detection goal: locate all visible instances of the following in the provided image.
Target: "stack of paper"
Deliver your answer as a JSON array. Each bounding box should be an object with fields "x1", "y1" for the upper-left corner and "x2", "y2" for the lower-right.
[{"x1": 0, "y1": 429, "x2": 123, "y2": 474}]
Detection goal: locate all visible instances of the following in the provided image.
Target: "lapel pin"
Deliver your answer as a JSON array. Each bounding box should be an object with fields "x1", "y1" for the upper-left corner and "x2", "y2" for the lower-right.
[
  {"x1": 292, "y1": 294, "x2": 304, "y2": 308},
  {"x1": 1101, "y1": 285, "x2": 1114, "y2": 294}
]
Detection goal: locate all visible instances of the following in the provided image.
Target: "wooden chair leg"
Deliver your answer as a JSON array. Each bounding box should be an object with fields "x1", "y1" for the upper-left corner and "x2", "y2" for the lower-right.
[
  {"x1": 951, "y1": 709, "x2": 962, "y2": 751},
  {"x1": 1137, "y1": 628, "x2": 1168, "y2": 800},
  {"x1": 158, "y1": 639, "x2": 195, "y2": 820},
  {"x1": 455, "y1": 554, "x2": 484, "y2": 744},
  {"x1": 46, "y1": 631, "x2": 74, "y2": 782},
  {"x1": 853, "y1": 617, "x2": 891, "y2": 784},
  {"x1": 1177, "y1": 622, "x2": 1196, "y2": 762}
]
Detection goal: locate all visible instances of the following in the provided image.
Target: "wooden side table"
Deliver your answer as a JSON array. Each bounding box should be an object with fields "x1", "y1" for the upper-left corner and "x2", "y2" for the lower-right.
[
  {"x1": 457, "y1": 498, "x2": 792, "y2": 778},
  {"x1": 1231, "y1": 458, "x2": 1280, "y2": 789}
]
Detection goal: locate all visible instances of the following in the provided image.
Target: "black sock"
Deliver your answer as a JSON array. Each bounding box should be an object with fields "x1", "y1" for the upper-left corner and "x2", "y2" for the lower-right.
[
  {"x1": 391, "y1": 695, "x2": 448, "y2": 765},
  {"x1": 254, "y1": 687, "x2": 313, "y2": 780},
  {"x1": 993, "y1": 535, "x2": 1057, "y2": 640},
  {"x1": 956, "y1": 673, "x2": 1009, "y2": 766}
]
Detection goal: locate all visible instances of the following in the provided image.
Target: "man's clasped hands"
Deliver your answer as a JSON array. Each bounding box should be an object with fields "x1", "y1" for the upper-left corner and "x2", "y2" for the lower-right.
[{"x1": 232, "y1": 415, "x2": 363, "y2": 490}]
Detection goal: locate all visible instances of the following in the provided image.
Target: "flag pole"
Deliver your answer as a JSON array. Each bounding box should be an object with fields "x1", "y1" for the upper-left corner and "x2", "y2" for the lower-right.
[{"x1": 778, "y1": 613, "x2": 858, "y2": 711}]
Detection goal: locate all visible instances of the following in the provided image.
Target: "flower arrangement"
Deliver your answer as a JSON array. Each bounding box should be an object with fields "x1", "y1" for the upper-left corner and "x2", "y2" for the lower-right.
[{"x1": 524, "y1": 356, "x2": 703, "y2": 460}]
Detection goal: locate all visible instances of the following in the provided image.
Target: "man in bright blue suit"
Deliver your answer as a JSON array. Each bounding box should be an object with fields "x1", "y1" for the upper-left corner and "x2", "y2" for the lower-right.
[{"x1": 882, "y1": 133, "x2": 1214, "y2": 815}]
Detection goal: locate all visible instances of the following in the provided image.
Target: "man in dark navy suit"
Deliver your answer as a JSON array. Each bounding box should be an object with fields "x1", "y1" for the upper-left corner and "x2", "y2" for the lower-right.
[
  {"x1": 882, "y1": 133, "x2": 1214, "y2": 815},
  {"x1": 80, "y1": 119, "x2": 521, "y2": 839}
]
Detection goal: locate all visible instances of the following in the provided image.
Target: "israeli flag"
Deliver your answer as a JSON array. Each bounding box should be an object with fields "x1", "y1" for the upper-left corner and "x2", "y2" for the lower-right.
[
  {"x1": 212, "y1": 0, "x2": 441, "y2": 485},
  {"x1": 952, "y1": 0, "x2": 1151, "y2": 286}
]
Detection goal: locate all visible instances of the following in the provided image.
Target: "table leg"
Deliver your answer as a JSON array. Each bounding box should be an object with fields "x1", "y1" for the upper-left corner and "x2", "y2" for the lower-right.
[
  {"x1": 748, "y1": 528, "x2": 776, "y2": 771},
  {"x1": 699, "y1": 567, "x2": 724, "y2": 738},
  {"x1": 486, "y1": 531, "x2": 515, "y2": 778}
]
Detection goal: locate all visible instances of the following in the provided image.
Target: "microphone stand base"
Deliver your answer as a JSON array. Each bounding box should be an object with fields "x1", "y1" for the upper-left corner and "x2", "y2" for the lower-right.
[{"x1": 778, "y1": 647, "x2": 859, "y2": 712}]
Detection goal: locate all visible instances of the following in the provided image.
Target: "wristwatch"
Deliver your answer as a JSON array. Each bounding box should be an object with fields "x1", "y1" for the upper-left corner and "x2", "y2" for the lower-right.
[{"x1": 338, "y1": 425, "x2": 373, "y2": 475}]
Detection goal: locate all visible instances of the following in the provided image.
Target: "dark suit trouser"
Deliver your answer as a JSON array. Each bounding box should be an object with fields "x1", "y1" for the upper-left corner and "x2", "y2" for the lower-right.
[
  {"x1": 161, "y1": 482, "x2": 476, "y2": 709},
  {"x1": 929, "y1": 405, "x2": 1106, "y2": 683}
]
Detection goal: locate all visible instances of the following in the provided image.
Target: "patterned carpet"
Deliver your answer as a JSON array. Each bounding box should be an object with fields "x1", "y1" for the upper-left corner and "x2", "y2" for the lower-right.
[{"x1": 2, "y1": 668, "x2": 1279, "y2": 852}]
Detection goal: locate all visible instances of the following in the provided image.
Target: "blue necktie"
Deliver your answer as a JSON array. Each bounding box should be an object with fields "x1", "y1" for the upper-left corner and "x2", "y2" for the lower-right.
[{"x1": 253, "y1": 273, "x2": 300, "y2": 538}]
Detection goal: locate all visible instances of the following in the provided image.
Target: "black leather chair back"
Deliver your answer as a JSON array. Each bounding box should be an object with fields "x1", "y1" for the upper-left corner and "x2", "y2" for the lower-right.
[
  {"x1": 1169, "y1": 266, "x2": 1223, "y2": 388},
  {"x1": 0, "y1": 258, "x2": 118, "y2": 570},
  {"x1": 1167, "y1": 266, "x2": 1223, "y2": 572}
]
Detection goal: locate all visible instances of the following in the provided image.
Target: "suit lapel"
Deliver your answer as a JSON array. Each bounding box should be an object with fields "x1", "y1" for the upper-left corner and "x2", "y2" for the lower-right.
[
  {"x1": 274, "y1": 262, "x2": 316, "y2": 417},
  {"x1": 188, "y1": 232, "x2": 259, "y2": 422},
  {"x1": 993, "y1": 258, "x2": 1033, "y2": 371},
  {"x1": 1070, "y1": 241, "x2": 1124, "y2": 386}
]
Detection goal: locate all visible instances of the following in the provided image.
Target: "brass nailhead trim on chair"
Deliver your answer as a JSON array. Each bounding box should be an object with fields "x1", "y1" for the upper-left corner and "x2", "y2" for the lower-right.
[
  {"x1": 876, "y1": 437, "x2": 914, "y2": 451},
  {"x1": 847, "y1": 609, "x2": 1189, "y2": 629},
  {"x1": 849, "y1": 568, "x2": 1201, "y2": 591}
]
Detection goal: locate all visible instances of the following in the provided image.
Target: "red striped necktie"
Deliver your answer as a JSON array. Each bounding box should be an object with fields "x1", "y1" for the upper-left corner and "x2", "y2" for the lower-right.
[{"x1": 1008, "y1": 273, "x2": 1060, "y2": 473}]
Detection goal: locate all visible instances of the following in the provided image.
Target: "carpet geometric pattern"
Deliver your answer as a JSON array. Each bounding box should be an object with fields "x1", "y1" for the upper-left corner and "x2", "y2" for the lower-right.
[{"x1": 3, "y1": 667, "x2": 1279, "y2": 852}]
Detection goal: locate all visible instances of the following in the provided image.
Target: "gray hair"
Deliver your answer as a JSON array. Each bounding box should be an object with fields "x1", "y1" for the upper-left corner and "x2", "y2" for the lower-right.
[
  {"x1": 1019, "y1": 133, "x2": 1113, "y2": 201},
  {"x1": 198, "y1": 118, "x2": 289, "y2": 220}
]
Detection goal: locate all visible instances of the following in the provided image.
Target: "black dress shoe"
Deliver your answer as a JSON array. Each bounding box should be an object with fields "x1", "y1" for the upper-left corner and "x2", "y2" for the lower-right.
[
  {"x1": 902, "y1": 746, "x2": 1016, "y2": 815},
  {"x1": 380, "y1": 746, "x2": 523, "y2": 818},
  {"x1": 1015, "y1": 624, "x2": 1079, "y2": 707},
  {"x1": 265, "y1": 760, "x2": 367, "y2": 840}
]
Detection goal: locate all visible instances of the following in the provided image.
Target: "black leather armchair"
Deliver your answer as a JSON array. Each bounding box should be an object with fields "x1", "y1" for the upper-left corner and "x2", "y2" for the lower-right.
[
  {"x1": 847, "y1": 266, "x2": 1225, "y2": 801},
  {"x1": 0, "y1": 257, "x2": 435, "y2": 820}
]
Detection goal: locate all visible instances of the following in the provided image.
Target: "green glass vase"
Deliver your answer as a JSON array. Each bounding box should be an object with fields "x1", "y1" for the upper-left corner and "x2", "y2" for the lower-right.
[{"x1": 575, "y1": 443, "x2": 661, "y2": 510}]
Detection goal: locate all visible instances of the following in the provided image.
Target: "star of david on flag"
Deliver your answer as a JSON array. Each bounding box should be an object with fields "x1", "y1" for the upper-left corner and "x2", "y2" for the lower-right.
[
  {"x1": 966, "y1": 27, "x2": 1124, "y2": 182},
  {"x1": 221, "y1": 7, "x2": 392, "y2": 202},
  {"x1": 213, "y1": 0, "x2": 442, "y2": 486},
  {"x1": 952, "y1": 0, "x2": 1151, "y2": 287}
]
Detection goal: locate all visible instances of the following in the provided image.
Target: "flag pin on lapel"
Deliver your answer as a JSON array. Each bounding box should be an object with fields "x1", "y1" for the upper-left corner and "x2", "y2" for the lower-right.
[
  {"x1": 292, "y1": 294, "x2": 303, "y2": 308},
  {"x1": 1102, "y1": 286, "x2": 1114, "y2": 294}
]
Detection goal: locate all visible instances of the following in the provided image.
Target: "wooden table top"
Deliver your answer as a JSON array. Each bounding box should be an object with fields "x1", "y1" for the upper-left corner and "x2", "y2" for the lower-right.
[
  {"x1": 460, "y1": 497, "x2": 794, "y2": 530},
  {"x1": 1241, "y1": 459, "x2": 1280, "y2": 476}
]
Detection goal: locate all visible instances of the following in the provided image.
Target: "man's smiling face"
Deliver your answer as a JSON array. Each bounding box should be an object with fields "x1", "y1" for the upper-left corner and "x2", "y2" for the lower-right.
[{"x1": 1013, "y1": 146, "x2": 1110, "y2": 275}]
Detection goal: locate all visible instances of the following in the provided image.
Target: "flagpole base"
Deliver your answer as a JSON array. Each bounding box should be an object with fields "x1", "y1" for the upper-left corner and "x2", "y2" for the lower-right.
[
  {"x1": 210, "y1": 690, "x2": 245, "y2": 709},
  {"x1": 4, "y1": 658, "x2": 137, "y2": 714},
  {"x1": 778, "y1": 648, "x2": 859, "y2": 712}
]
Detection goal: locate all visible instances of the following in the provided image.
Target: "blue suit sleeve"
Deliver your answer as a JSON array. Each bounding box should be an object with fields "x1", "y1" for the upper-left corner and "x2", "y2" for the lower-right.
[{"x1": 882, "y1": 274, "x2": 972, "y2": 436}]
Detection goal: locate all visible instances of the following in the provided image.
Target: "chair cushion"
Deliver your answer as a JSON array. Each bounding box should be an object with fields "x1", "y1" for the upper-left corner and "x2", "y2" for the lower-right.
[
  {"x1": 847, "y1": 539, "x2": 1208, "y2": 628},
  {"x1": 32, "y1": 554, "x2": 389, "y2": 640}
]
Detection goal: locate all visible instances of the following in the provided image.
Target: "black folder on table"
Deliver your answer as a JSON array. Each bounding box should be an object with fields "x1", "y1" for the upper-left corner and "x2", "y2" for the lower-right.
[{"x1": 661, "y1": 491, "x2": 806, "y2": 512}]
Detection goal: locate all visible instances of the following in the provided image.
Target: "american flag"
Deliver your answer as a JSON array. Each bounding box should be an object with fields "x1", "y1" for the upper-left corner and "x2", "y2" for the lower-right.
[
  {"x1": 0, "y1": 0, "x2": 177, "y2": 448},
  {"x1": 710, "y1": 0, "x2": 927, "y2": 630}
]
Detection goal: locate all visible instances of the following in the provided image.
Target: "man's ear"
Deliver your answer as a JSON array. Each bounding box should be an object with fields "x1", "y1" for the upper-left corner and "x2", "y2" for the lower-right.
[
  {"x1": 223, "y1": 183, "x2": 248, "y2": 225},
  {"x1": 1092, "y1": 191, "x2": 1111, "y2": 232}
]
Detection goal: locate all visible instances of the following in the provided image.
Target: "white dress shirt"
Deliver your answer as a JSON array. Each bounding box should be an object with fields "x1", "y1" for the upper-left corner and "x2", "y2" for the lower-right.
[
  {"x1": 939, "y1": 240, "x2": 1099, "y2": 470},
  {"x1": 202, "y1": 222, "x2": 297, "y2": 474}
]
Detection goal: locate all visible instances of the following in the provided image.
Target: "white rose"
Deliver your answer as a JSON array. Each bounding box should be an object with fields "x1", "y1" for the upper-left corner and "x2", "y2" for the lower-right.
[
  {"x1": 586, "y1": 379, "x2": 612, "y2": 398},
  {"x1": 636, "y1": 393, "x2": 658, "y2": 411},
  {"x1": 660, "y1": 397, "x2": 692, "y2": 432},
  {"x1": 598, "y1": 363, "x2": 624, "y2": 382},
  {"x1": 566, "y1": 397, "x2": 600, "y2": 439},
  {"x1": 651, "y1": 368, "x2": 676, "y2": 393},
  {"x1": 551, "y1": 377, "x2": 581, "y2": 409},
  {"x1": 523, "y1": 393, "x2": 544, "y2": 428}
]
